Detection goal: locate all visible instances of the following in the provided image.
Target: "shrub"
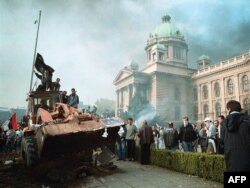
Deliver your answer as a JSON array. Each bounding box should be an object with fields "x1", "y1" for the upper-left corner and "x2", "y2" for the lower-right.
[{"x1": 135, "y1": 147, "x2": 225, "y2": 183}]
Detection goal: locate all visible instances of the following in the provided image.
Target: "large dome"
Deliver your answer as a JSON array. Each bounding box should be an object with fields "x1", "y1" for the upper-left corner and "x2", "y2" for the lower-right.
[{"x1": 150, "y1": 15, "x2": 184, "y2": 39}]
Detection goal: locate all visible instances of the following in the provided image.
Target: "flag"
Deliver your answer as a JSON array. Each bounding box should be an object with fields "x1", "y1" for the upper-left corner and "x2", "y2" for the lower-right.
[
  {"x1": 35, "y1": 53, "x2": 54, "y2": 75},
  {"x1": 1, "y1": 120, "x2": 10, "y2": 131},
  {"x1": 8, "y1": 113, "x2": 18, "y2": 130}
]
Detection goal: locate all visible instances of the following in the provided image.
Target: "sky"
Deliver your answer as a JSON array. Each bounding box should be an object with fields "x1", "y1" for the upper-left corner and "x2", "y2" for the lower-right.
[{"x1": 0, "y1": 0, "x2": 249, "y2": 108}]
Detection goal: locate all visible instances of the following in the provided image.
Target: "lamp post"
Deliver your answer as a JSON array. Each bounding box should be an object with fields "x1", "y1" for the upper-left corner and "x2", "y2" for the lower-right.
[{"x1": 29, "y1": 10, "x2": 42, "y2": 92}]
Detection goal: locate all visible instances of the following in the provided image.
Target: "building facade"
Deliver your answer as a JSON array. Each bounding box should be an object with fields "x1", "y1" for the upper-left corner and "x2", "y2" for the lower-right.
[{"x1": 113, "y1": 15, "x2": 250, "y2": 124}]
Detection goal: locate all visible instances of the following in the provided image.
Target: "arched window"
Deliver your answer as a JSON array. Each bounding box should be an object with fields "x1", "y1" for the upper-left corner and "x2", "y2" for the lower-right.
[
  {"x1": 203, "y1": 85, "x2": 208, "y2": 99},
  {"x1": 215, "y1": 103, "x2": 221, "y2": 117},
  {"x1": 175, "y1": 88, "x2": 180, "y2": 101},
  {"x1": 227, "y1": 79, "x2": 234, "y2": 95},
  {"x1": 159, "y1": 52, "x2": 164, "y2": 61},
  {"x1": 193, "y1": 87, "x2": 197, "y2": 101},
  {"x1": 242, "y1": 75, "x2": 249, "y2": 91},
  {"x1": 203, "y1": 104, "x2": 209, "y2": 119},
  {"x1": 175, "y1": 106, "x2": 180, "y2": 121},
  {"x1": 214, "y1": 82, "x2": 220, "y2": 97},
  {"x1": 243, "y1": 98, "x2": 250, "y2": 115}
]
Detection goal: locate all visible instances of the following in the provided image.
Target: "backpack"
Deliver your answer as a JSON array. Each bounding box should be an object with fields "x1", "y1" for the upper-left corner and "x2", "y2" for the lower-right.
[{"x1": 163, "y1": 128, "x2": 175, "y2": 147}]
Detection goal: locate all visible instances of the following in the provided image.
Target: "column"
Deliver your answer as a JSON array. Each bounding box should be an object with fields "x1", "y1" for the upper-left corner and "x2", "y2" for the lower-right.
[
  {"x1": 235, "y1": 74, "x2": 240, "y2": 101},
  {"x1": 198, "y1": 84, "x2": 202, "y2": 122},
  {"x1": 221, "y1": 78, "x2": 226, "y2": 115},
  {"x1": 116, "y1": 90, "x2": 120, "y2": 116},
  {"x1": 208, "y1": 81, "x2": 213, "y2": 119}
]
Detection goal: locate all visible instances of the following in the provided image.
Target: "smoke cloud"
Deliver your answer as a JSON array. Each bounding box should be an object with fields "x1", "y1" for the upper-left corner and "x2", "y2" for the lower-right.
[{"x1": 0, "y1": 0, "x2": 249, "y2": 108}]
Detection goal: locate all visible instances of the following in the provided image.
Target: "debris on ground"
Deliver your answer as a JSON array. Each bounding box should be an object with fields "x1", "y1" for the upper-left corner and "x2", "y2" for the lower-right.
[{"x1": 0, "y1": 151, "x2": 118, "y2": 188}]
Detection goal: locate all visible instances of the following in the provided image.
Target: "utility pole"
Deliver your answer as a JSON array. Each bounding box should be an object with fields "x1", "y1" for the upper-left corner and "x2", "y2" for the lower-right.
[{"x1": 29, "y1": 10, "x2": 42, "y2": 92}]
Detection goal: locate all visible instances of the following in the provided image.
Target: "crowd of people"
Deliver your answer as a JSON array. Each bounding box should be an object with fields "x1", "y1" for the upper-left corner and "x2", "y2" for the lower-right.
[
  {"x1": 0, "y1": 124, "x2": 23, "y2": 153},
  {"x1": 1, "y1": 99, "x2": 249, "y2": 172},
  {"x1": 152, "y1": 115, "x2": 226, "y2": 154},
  {"x1": 116, "y1": 115, "x2": 221, "y2": 165},
  {"x1": 117, "y1": 100, "x2": 250, "y2": 172}
]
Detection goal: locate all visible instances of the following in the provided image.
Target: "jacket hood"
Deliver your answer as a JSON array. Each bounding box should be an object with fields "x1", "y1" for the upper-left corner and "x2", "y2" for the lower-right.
[{"x1": 223, "y1": 113, "x2": 246, "y2": 132}]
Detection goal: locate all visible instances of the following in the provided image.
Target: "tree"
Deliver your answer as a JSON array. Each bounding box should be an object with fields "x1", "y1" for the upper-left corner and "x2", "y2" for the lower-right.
[{"x1": 94, "y1": 98, "x2": 115, "y2": 117}]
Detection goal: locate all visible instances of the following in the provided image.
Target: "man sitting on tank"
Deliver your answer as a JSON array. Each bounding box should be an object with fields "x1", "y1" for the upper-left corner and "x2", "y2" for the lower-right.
[{"x1": 35, "y1": 99, "x2": 51, "y2": 113}]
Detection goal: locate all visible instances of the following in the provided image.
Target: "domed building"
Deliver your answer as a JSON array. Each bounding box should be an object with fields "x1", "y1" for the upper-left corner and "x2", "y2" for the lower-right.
[{"x1": 113, "y1": 14, "x2": 250, "y2": 124}]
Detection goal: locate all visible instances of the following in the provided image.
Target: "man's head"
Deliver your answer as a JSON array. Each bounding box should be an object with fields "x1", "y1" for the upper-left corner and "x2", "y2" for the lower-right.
[
  {"x1": 168, "y1": 122, "x2": 173, "y2": 128},
  {"x1": 44, "y1": 70, "x2": 49, "y2": 77},
  {"x1": 214, "y1": 120, "x2": 219, "y2": 128},
  {"x1": 56, "y1": 78, "x2": 60, "y2": 83},
  {"x1": 71, "y1": 88, "x2": 76, "y2": 95},
  {"x1": 217, "y1": 115, "x2": 225, "y2": 124},
  {"x1": 182, "y1": 116, "x2": 189, "y2": 126},
  {"x1": 226, "y1": 100, "x2": 242, "y2": 114},
  {"x1": 128, "y1": 117, "x2": 133, "y2": 125},
  {"x1": 182, "y1": 116, "x2": 189, "y2": 121}
]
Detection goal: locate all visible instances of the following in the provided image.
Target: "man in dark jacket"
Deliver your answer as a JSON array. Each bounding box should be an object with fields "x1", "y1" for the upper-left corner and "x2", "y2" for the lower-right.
[
  {"x1": 138, "y1": 120, "x2": 154, "y2": 165},
  {"x1": 221, "y1": 100, "x2": 250, "y2": 172},
  {"x1": 179, "y1": 116, "x2": 197, "y2": 152}
]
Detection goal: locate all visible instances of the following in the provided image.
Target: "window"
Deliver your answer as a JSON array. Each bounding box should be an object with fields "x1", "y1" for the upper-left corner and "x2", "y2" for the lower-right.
[
  {"x1": 215, "y1": 103, "x2": 221, "y2": 117},
  {"x1": 203, "y1": 85, "x2": 208, "y2": 99},
  {"x1": 227, "y1": 79, "x2": 234, "y2": 95},
  {"x1": 174, "y1": 106, "x2": 180, "y2": 121},
  {"x1": 175, "y1": 88, "x2": 180, "y2": 101},
  {"x1": 243, "y1": 98, "x2": 250, "y2": 115},
  {"x1": 193, "y1": 88, "x2": 197, "y2": 101},
  {"x1": 159, "y1": 52, "x2": 164, "y2": 61},
  {"x1": 148, "y1": 49, "x2": 151, "y2": 61},
  {"x1": 166, "y1": 45, "x2": 169, "y2": 57},
  {"x1": 203, "y1": 104, "x2": 209, "y2": 119},
  {"x1": 152, "y1": 53, "x2": 156, "y2": 61},
  {"x1": 173, "y1": 46, "x2": 183, "y2": 59},
  {"x1": 242, "y1": 75, "x2": 249, "y2": 91},
  {"x1": 214, "y1": 82, "x2": 220, "y2": 97}
]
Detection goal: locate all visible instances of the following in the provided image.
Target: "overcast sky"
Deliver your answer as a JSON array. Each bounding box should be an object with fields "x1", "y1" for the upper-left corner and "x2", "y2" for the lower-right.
[{"x1": 0, "y1": 0, "x2": 249, "y2": 108}]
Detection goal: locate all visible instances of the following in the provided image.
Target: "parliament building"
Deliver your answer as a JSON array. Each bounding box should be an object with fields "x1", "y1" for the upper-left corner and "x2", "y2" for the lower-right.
[{"x1": 113, "y1": 15, "x2": 250, "y2": 124}]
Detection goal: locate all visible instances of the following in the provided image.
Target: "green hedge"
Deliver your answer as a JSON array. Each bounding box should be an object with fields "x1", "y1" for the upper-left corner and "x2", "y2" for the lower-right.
[{"x1": 135, "y1": 147, "x2": 225, "y2": 183}]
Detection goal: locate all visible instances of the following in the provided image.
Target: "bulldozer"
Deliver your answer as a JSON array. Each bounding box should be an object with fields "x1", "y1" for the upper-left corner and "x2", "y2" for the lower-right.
[{"x1": 21, "y1": 90, "x2": 124, "y2": 167}]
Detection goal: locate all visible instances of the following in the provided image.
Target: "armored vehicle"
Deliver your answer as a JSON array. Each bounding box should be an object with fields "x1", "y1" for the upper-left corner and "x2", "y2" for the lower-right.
[{"x1": 21, "y1": 90, "x2": 123, "y2": 167}]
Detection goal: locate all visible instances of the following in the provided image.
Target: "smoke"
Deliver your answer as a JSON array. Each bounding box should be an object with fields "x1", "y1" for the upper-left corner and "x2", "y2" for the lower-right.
[
  {"x1": 171, "y1": 1, "x2": 250, "y2": 67},
  {"x1": 134, "y1": 105, "x2": 157, "y2": 128},
  {"x1": 1, "y1": 0, "x2": 249, "y2": 108}
]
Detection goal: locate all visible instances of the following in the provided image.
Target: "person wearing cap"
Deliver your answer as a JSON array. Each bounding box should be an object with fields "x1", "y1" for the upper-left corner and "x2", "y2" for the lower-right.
[
  {"x1": 204, "y1": 117, "x2": 217, "y2": 153},
  {"x1": 67, "y1": 88, "x2": 79, "y2": 108},
  {"x1": 179, "y1": 116, "x2": 197, "y2": 152},
  {"x1": 221, "y1": 100, "x2": 250, "y2": 172}
]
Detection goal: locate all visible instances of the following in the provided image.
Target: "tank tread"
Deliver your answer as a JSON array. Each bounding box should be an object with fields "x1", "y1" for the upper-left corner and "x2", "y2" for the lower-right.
[{"x1": 21, "y1": 136, "x2": 39, "y2": 167}]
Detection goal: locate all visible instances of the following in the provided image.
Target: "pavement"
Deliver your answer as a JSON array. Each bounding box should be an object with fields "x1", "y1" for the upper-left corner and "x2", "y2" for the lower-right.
[{"x1": 73, "y1": 160, "x2": 223, "y2": 188}]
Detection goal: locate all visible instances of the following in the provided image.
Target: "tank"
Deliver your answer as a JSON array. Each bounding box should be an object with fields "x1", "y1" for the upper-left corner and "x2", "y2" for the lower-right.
[{"x1": 21, "y1": 90, "x2": 124, "y2": 167}]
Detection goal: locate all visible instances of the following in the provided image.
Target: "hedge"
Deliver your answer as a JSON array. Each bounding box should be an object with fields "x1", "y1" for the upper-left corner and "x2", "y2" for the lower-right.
[{"x1": 135, "y1": 147, "x2": 225, "y2": 183}]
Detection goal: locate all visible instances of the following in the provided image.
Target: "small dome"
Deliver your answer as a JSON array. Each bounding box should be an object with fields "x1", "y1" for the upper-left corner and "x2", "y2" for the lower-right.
[
  {"x1": 150, "y1": 15, "x2": 184, "y2": 39},
  {"x1": 127, "y1": 60, "x2": 139, "y2": 71},
  {"x1": 198, "y1": 55, "x2": 211, "y2": 61}
]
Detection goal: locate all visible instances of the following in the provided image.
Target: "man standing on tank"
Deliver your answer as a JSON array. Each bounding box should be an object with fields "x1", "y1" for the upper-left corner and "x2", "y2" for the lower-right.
[{"x1": 67, "y1": 88, "x2": 79, "y2": 109}]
